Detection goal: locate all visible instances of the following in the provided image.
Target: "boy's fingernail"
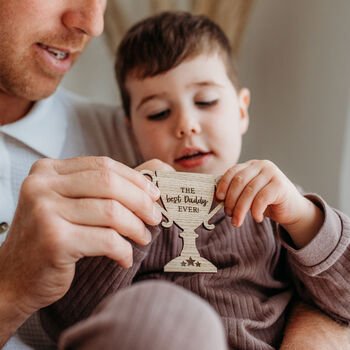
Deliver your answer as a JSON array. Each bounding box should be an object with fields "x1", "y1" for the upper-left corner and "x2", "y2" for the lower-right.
[
  {"x1": 145, "y1": 228, "x2": 152, "y2": 243},
  {"x1": 148, "y1": 181, "x2": 160, "y2": 198}
]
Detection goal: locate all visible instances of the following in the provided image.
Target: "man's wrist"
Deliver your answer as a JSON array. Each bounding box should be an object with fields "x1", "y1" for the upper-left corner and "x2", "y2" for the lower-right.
[
  {"x1": 0, "y1": 291, "x2": 31, "y2": 347},
  {"x1": 0, "y1": 245, "x2": 33, "y2": 347}
]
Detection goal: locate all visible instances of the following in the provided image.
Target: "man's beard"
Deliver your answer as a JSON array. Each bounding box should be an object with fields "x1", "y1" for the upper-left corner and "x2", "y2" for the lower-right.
[{"x1": 0, "y1": 32, "x2": 85, "y2": 101}]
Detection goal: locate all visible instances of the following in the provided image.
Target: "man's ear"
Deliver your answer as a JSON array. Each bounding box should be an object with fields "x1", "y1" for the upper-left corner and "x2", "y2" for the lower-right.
[{"x1": 238, "y1": 88, "x2": 250, "y2": 135}]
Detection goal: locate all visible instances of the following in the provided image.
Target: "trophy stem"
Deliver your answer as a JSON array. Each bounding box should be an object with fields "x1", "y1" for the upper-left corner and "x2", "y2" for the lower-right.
[
  {"x1": 164, "y1": 229, "x2": 217, "y2": 273},
  {"x1": 179, "y1": 230, "x2": 200, "y2": 257}
]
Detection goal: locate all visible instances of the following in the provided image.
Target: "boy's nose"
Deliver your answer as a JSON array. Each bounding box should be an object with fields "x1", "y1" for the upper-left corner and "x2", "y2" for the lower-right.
[
  {"x1": 175, "y1": 114, "x2": 201, "y2": 138},
  {"x1": 62, "y1": 0, "x2": 106, "y2": 37}
]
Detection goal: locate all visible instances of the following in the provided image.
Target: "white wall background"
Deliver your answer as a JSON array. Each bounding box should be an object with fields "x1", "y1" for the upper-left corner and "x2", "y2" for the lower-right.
[{"x1": 62, "y1": 0, "x2": 350, "y2": 212}]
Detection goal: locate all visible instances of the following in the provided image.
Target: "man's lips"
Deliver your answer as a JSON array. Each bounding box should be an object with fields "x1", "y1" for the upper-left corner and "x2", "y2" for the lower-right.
[
  {"x1": 35, "y1": 43, "x2": 79, "y2": 74},
  {"x1": 37, "y1": 43, "x2": 71, "y2": 60}
]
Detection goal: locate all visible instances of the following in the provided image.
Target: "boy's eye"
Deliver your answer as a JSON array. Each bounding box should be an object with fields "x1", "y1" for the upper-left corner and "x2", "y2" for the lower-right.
[
  {"x1": 195, "y1": 100, "x2": 218, "y2": 107},
  {"x1": 147, "y1": 109, "x2": 170, "y2": 120}
]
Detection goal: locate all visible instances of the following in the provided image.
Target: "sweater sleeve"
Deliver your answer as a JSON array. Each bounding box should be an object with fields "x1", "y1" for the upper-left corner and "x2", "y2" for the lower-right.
[
  {"x1": 278, "y1": 194, "x2": 350, "y2": 325},
  {"x1": 40, "y1": 224, "x2": 162, "y2": 342}
]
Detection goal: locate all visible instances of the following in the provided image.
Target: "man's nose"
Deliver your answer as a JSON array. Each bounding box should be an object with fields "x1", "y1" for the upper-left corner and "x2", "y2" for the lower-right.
[
  {"x1": 62, "y1": 0, "x2": 106, "y2": 37},
  {"x1": 175, "y1": 112, "x2": 201, "y2": 138}
]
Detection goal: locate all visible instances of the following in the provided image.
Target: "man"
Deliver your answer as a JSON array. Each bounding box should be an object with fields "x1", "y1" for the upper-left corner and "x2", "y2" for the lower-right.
[
  {"x1": 0, "y1": 1, "x2": 164, "y2": 348},
  {"x1": 0, "y1": 1, "x2": 349, "y2": 349}
]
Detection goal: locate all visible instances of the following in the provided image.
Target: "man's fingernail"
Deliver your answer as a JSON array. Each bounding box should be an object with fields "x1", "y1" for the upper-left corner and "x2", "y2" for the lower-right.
[
  {"x1": 153, "y1": 205, "x2": 162, "y2": 222},
  {"x1": 232, "y1": 216, "x2": 238, "y2": 227},
  {"x1": 125, "y1": 257, "x2": 133, "y2": 268},
  {"x1": 145, "y1": 228, "x2": 152, "y2": 243},
  {"x1": 148, "y1": 182, "x2": 160, "y2": 198},
  {"x1": 225, "y1": 208, "x2": 233, "y2": 217},
  {"x1": 216, "y1": 191, "x2": 224, "y2": 200}
]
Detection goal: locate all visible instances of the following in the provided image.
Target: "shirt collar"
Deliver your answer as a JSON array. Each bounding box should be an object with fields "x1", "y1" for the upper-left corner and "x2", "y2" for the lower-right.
[{"x1": 0, "y1": 88, "x2": 68, "y2": 159}]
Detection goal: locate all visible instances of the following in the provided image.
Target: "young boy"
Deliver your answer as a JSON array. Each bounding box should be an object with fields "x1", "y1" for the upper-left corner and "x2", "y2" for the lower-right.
[{"x1": 41, "y1": 11, "x2": 350, "y2": 349}]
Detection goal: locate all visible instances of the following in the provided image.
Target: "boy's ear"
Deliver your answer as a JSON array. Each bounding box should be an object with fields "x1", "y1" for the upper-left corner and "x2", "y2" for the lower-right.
[{"x1": 238, "y1": 88, "x2": 250, "y2": 135}]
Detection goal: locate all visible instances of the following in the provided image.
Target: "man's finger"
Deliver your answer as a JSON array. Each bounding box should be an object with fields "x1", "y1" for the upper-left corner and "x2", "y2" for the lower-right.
[
  {"x1": 55, "y1": 170, "x2": 162, "y2": 226},
  {"x1": 31, "y1": 157, "x2": 160, "y2": 201},
  {"x1": 58, "y1": 198, "x2": 152, "y2": 246},
  {"x1": 67, "y1": 225, "x2": 134, "y2": 268}
]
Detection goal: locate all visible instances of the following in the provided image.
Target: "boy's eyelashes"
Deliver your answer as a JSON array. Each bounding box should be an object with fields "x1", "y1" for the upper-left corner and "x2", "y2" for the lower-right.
[
  {"x1": 146, "y1": 100, "x2": 219, "y2": 120},
  {"x1": 147, "y1": 109, "x2": 170, "y2": 120},
  {"x1": 195, "y1": 99, "x2": 218, "y2": 107}
]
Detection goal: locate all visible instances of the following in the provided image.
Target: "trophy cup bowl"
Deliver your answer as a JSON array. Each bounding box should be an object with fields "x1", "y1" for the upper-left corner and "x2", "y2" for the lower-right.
[{"x1": 141, "y1": 170, "x2": 223, "y2": 273}]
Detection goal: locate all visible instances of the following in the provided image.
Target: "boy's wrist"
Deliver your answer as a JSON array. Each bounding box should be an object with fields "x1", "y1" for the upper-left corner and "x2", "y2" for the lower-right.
[{"x1": 281, "y1": 196, "x2": 324, "y2": 249}]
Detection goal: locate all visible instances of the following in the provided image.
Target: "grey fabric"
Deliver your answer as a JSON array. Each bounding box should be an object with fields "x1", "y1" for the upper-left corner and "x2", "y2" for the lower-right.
[{"x1": 59, "y1": 281, "x2": 227, "y2": 350}]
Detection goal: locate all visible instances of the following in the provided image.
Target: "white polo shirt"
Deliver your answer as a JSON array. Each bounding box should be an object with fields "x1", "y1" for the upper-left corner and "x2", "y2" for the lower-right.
[{"x1": 0, "y1": 88, "x2": 141, "y2": 349}]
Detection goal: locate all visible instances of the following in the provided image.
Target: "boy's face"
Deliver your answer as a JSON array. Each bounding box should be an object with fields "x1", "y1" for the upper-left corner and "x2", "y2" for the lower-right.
[{"x1": 127, "y1": 54, "x2": 250, "y2": 175}]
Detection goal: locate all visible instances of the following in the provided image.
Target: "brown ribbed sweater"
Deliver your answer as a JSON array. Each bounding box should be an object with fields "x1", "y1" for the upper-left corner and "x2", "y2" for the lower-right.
[{"x1": 40, "y1": 194, "x2": 350, "y2": 349}]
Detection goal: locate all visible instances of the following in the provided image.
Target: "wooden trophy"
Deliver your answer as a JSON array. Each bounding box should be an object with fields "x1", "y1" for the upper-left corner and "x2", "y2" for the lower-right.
[{"x1": 141, "y1": 170, "x2": 224, "y2": 273}]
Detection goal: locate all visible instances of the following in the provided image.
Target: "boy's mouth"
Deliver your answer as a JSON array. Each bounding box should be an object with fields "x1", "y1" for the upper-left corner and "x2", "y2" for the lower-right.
[{"x1": 175, "y1": 148, "x2": 213, "y2": 168}]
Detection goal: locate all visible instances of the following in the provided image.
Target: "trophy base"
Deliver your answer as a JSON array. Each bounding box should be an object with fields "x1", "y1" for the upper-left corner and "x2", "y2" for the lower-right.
[{"x1": 164, "y1": 255, "x2": 217, "y2": 273}]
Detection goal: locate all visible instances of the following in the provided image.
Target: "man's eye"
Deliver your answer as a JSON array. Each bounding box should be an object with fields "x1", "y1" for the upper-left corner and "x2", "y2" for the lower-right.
[
  {"x1": 147, "y1": 109, "x2": 170, "y2": 120},
  {"x1": 196, "y1": 100, "x2": 218, "y2": 107}
]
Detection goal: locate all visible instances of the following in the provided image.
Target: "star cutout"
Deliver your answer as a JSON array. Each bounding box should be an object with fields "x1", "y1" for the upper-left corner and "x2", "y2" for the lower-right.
[
  {"x1": 186, "y1": 257, "x2": 195, "y2": 266},
  {"x1": 181, "y1": 261, "x2": 187, "y2": 266},
  {"x1": 196, "y1": 261, "x2": 201, "y2": 267}
]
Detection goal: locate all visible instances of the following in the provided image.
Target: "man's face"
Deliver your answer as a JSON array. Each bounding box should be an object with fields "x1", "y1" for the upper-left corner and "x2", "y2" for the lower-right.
[
  {"x1": 0, "y1": 0, "x2": 106, "y2": 101},
  {"x1": 127, "y1": 53, "x2": 250, "y2": 176}
]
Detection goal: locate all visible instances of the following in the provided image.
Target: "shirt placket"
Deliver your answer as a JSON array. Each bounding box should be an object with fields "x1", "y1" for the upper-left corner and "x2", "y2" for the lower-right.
[{"x1": 0, "y1": 132, "x2": 15, "y2": 245}]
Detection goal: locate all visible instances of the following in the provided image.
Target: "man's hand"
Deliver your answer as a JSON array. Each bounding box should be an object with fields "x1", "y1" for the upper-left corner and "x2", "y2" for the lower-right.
[
  {"x1": 216, "y1": 160, "x2": 324, "y2": 248},
  {"x1": 0, "y1": 156, "x2": 162, "y2": 345}
]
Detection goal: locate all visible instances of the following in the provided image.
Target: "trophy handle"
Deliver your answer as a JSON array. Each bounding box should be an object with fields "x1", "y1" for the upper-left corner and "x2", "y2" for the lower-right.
[
  {"x1": 203, "y1": 175, "x2": 224, "y2": 230},
  {"x1": 140, "y1": 169, "x2": 173, "y2": 228}
]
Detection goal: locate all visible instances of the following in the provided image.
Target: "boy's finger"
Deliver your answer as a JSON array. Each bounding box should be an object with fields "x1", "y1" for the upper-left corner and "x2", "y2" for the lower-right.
[
  {"x1": 232, "y1": 175, "x2": 270, "y2": 227},
  {"x1": 223, "y1": 164, "x2": 262, "y2": 215},
  {"x1": 251, "y1": 182, "x2": 279, "y2": 222},
  {"x1": 216, "y1": 163, "x2": 249, "y2": 200}
]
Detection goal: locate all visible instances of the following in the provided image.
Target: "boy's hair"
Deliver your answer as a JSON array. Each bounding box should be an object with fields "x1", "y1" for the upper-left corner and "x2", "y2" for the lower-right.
[{"x1": 115, "y1": 11, "x2": 240, "y2": 118}]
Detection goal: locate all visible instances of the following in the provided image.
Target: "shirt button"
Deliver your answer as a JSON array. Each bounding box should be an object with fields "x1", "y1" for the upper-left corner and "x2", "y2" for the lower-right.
[{"x1": 0, "y1": 222, "x2": 9, "y2": 234}]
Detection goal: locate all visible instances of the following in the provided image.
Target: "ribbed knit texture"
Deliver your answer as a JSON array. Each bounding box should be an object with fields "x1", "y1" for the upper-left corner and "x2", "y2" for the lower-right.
[
  {"x1": 59, "y1": 280, "x2": 228, "y2": 350},
  {"x1": 40, "y1": 195, "x2": 350, "y2": 350}
]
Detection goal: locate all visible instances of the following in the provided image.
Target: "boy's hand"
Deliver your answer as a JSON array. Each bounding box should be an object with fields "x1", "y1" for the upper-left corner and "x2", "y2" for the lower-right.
[{"x1": 216, "y1": 160, "x2": 324, "y2": 248}]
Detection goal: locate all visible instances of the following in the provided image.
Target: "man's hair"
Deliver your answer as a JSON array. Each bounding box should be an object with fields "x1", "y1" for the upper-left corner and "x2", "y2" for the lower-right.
[{"x1": 115, "y1": 11, "x2": 240, "y2": 118}]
